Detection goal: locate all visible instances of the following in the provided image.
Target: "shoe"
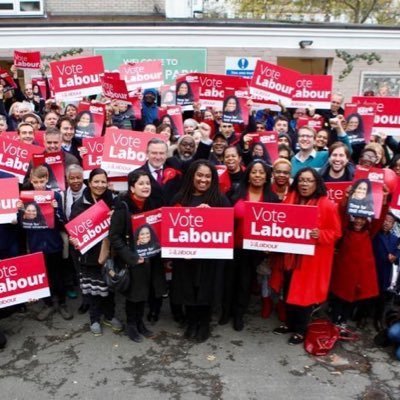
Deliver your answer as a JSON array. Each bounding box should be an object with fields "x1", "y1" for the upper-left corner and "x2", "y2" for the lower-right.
[
  {"x1": 184, "y1": 323, "x2": 198, "y2": 340},
  {"x1": 37, "y1": 305, "x2": 56, "y2": 321},
  {"x1": 273, "y1": 325, "x2": 291, "y2": 335},
  {"x1": 196, "y1": 323, "x2": 211, "y2": 343},
  {"x1": 261, "y1": 297, "x2": 273, "y2": 319},
  {"x1": 0, "y1": 330, "x2": 7, "y2": 349},
  {"x1": 137, "y1": 320, "x2": 154, "y2": 338},
  {"x1": 276, "y1": 300, "x2": 286, "y2": 322},
  {"x1": 90, "y1": 322, "x2": 103, "y2": 336},
  {"x1": 147, "y1": 312, "x2": 159, "y2": 324},
  {"x1": 66, "y1": 290, "x2": 78, "y2": 299},
  {"x1": 233, "y1": 314, "x2": 244, "y2": 331},
  {"x1": 58, "y1": 304, "x2": 73, "y2": 320},
  {"x1": 127, "y1": 324, "x2": 143, "y2": 343},
  {"x1": 78, "y1": 303, "x2": 89, "y2": 314},
  {"x1": 288, "y1": 333, "x2": 304, "y2": 345},
  {"x1": 218, "y1": 314, "x2": 230, "y2": 326},
  {"x1": 336, "y1": 323, "x2": 351, "y2": 338},
  {"x1": 103, "y1": 317, "x2": 123, "y2": 333}
]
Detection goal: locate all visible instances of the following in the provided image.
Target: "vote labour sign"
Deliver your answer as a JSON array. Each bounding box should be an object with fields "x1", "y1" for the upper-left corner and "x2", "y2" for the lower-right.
[
  {"x1": 50, "y1": 55, "x2": 105, "y2": 100},
  {"x1": 101, "y1": 129, "x2": 164, "y2": 174},
  {"x1": 119, "y1": 60, "x2": 163, "y2": 91},
  {"x1": 197, "y1": 73, "x2": 247, "y2": 109},
  {"x1": 14, "y1": 50, "x2": 41, "y2": 70},
  {"x1": 0, "y1": 177, "x2": 19, "y2": 224},
  {"x1": 290, "y1": 75, "x2": 332, "y2": 109},
  {"x1": 325, "y1": 182, "x2": 352, "y2": 205},
  {"x1": 243, "y1": 202, "x2": 318, "y2": 255},
  {"x1": 65, "y1": 200, "x2": 111, "y2": 254},
  {"x1": 101, "y1": 74, "x2": 130, "y2": 102},
  {"x1": 161, "y1": 207, "x2": 234, "y2": 259},
  {"x1": 352, "y1": 96, "x2": 400, "y2": 136},
  {"x1": 0, "y1": 252, "x2": 50, "y2": 309},
  {"x1": 250, "y1": 61, "x2": 300, "y2": 104},
  {"x1": 82, "y1": 136, "x2": 104, "y2": 178},
  {"x1": 0, "y1": 137, "x2": 43, "y2": 183}
]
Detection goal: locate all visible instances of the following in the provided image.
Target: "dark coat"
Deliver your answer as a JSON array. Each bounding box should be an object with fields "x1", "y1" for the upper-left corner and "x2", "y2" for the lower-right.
[
  {"x1": 109, "y1": 192, "x2": 166, "y2": 302},
  {"x1": 169, "y1": 192, "x2": 231, "y2": 306}
]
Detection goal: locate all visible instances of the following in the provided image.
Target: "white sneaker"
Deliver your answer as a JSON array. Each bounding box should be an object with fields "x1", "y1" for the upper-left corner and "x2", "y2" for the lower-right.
[{"x1": 90, "y1": 322, "x2": 102, "y2": 336}]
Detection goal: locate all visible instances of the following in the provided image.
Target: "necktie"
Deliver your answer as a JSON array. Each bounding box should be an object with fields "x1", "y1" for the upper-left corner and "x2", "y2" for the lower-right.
[{"x1": 155, "y1": 169, "x2": 163, "y2": 185}]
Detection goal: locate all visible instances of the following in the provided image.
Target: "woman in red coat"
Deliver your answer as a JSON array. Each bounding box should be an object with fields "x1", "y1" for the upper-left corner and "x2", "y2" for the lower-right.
[{"x1": 270, "y1": 167, "x2": 342, "y2": 345}]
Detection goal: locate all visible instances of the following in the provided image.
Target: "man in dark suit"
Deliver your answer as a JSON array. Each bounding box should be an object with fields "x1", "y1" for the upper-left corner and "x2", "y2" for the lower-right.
[{"x1": 140, "y1": 123, "x2": 213, "y2": 204}]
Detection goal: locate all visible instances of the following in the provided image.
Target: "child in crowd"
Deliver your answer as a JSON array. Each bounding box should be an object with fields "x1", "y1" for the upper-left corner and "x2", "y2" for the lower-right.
[
  {"x1": 17, "y1": 165, "x2": 72, "y2": 321},
  {"x1": 330, "y1": 215, "x2": 380, "y2": 331}
]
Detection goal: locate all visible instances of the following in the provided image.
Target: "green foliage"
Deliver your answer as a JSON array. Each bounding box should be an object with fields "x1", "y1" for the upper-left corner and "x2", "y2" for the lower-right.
[
  {"x1": 231, "y1": 0, "x2": 400, "y2": 24},
  {"x1": 335, "y1": 50, "x2": 382, "y2": 81}
]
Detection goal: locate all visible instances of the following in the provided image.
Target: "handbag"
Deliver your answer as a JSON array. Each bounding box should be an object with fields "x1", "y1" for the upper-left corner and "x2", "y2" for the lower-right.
[
  {"x1": 102, "y1": 258, "x2": 130, "y2": 293},
  {"x1": 102, "y1": 201, "x2": 131, "y2": 293},
  {"x1": 304, "y1": 319, "x2": 359, "y2": 356}
]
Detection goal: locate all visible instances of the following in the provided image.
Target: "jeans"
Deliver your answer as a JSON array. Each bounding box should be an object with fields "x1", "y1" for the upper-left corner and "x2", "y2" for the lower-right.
[{"x1": 388, "y1": 322, "x2": 400, "y2": 361}]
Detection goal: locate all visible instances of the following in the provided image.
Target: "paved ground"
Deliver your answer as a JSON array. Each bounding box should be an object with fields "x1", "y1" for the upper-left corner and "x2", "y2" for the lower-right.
[{"x1": 0, "y1": 297, "x2": 398, "y2": 400}]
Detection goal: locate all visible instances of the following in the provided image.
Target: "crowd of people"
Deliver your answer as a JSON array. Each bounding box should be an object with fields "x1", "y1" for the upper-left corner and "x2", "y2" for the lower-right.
[{"x1": 0, "y1": 63, "x2": 400, "y2": 361}]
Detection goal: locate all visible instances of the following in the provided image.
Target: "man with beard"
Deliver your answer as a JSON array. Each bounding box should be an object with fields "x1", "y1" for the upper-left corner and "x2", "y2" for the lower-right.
[{"x1": 174, "y1": 135, "x2": 196, "y2": 161}]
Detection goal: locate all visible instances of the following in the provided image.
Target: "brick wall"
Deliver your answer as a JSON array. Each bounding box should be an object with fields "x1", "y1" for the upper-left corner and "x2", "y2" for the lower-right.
[{"x1": 45, "y1": 0, "x2": 165, "y2": 14}]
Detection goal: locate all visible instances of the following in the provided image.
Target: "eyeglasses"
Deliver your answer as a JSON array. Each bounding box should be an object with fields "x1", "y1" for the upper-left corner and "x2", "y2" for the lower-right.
[
  {"x1": 273, "y1": 170, "x2": 290, "y2": 175},
  {"x1": 298, "y1": 178, "x2": 316, "y2": 184},
  {"x1": 361, "y1": 154, "x2": 377, "y2": 162}
]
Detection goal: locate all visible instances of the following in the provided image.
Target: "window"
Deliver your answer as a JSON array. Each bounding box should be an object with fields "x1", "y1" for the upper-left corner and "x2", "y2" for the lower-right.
[{"x1": 0, "y1": 0, "x2": 44, "y2": 16}]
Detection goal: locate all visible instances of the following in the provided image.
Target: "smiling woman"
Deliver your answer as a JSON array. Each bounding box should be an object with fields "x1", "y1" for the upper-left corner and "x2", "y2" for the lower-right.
[{"x1": 169, "y1": 159, "x2": 231, "y2": 343}]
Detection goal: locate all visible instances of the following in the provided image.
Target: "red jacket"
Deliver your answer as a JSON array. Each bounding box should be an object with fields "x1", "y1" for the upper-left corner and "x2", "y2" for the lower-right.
[
  {"x1": 330, "y1": 227, "x2": 379, "y2": 302},
  {"x1": 270, "y1": 193, "x2": 342, "y2": 306}
]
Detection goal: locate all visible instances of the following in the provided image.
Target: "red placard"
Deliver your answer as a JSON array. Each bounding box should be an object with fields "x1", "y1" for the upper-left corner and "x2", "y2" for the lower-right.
[
  {"x1": 349, "y1": 166, "x2": 384, "y2": 219},
  {"x1": 101, "y1": 128, "x2": 164, "y2": 174},
  {"x1": 65, "y1": 200, "x2": 110, "y2": 254},
  {"x1": 250, "y1": 61, "x2": 300, "y2": 104},
  {"x1": 32, "y1": 151, "x2": 65, "y2": 191},
  {"x1": 14, "y1": 50, "x2": 41, "y2": 70},
  {"x1": 222, "y1": 86, "x2": 249, "y2": 125},
  {"x1": 102, "y1": 74, "x2": 130, "y2": 102},
  {"x1": 0, "y1": 68, "x2": 17, "y2": 92},
  {"x1": 82, "y1": 136, "x2": 104, "y2": 178},
  {"x1": 344, "y1": 103, "x2": 376, "y2": 144},
  {"x1": 296, "y1": 116, "x2": 325, "y2": 132},
  {"x1": 31, "y1": 77, "x2": 47, "y2": 99},
  {"x1": 119, "y1": 60, "x2": 163, "y2": 91},
  {"x1": 352, "y1": 96, "x2": 400, "y2": 136},
  {"x1": 197, "y1": 73, "x2": 248, "y2": 109},
  {"x1": 325, "y1": 182, "x2": 352, "y2": 204},
  {"x1": 20, "y1": 190, "x2": 55, "y2": 229},
  {"x1": 0, "y1": 177, "x2": 19, "y2": 224},
  {"x1": 243, "y1": 202, "x2": 318, "y2": 255},
  {"x1": 176, "y1": 74, "x2": 200, "y2": 111},
  {"x1": 161, "y1": 207, "x2": 234, "y2": 259},
  {"x1": 290, "y1": 74, "x2": 332, "y2": 109},
  {"x1": 0, "y1": 252, "x2": 50, "y2": 309},
  {"x1": 257, "y1": 131, "x2": 279, "y2": 162},
  {"x1": 131, "y1": 208, "x2": 162, "y2": 258},
  {"x1": 162, "y1": 106, "x2": 184, "y2": 136},
  {"x1": 76, "y1": 101, "x2": 105, "y2": 139},
  {"x1": 50, "y1": 55, "x2": 104, "y2": 100},
  {"x1": 0, "y1": 137, "x2": 43, "y2": 183},
  {"x1": 160, "y1": 84, "x2": 176, "y2": 106}
]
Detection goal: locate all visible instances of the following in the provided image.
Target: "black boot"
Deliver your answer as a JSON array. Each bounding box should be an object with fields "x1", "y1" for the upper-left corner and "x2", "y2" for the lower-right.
[
  {"x1": 184, "y1": 305, "x2": 198, "y2": 340},
  {"x1": 0, "y1": 330, "x2": 7, "y2": 349},
  {"x1": 196, "y1": 321, "x2": 210, "y2": 343},
  {"x1": 233, "y1": 313, "x2": 244, "y2": 331},
  {"x1": 127, "y1": 324, "x2": 143, "y2": 343},
  {"x1": 137, "y1": 319, "x2": 154, "y2": 338}
]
